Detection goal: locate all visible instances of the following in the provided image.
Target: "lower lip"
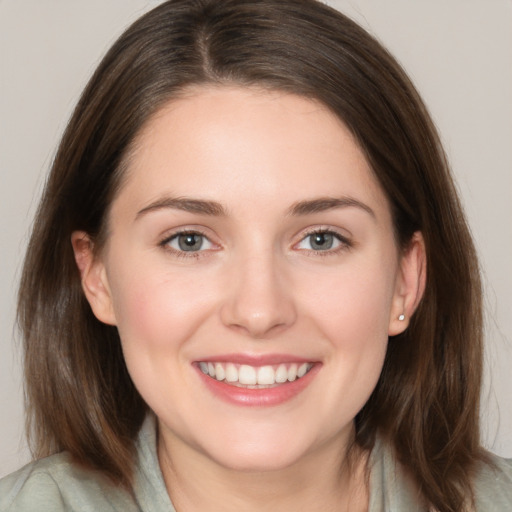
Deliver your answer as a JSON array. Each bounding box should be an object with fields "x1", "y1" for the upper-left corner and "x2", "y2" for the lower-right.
[{"x1": 196, "y1": 364, "x2": 320, "y2": 407}]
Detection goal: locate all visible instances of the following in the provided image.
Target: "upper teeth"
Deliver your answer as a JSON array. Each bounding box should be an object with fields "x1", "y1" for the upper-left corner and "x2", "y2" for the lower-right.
[{"x1": 198, "y1": 362, "x2": 312, "y2": 386}]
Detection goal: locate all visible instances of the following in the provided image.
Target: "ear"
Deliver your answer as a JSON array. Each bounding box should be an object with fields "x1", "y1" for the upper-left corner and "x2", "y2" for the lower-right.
[
  {"x1": 388, "y1": 232, "x2": 426, "y2": 336},
  {"x1": 71, "y1": 231, "x2": 117, "y2": 326}
]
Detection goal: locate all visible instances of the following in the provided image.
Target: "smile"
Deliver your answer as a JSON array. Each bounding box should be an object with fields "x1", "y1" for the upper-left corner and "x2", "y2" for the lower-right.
[
  {"x1": 195, "y1": 355, "x2": 321, "y2": 406},
  {"x1": 198, "y1": 362, "x2": 314, "y2": 387}
]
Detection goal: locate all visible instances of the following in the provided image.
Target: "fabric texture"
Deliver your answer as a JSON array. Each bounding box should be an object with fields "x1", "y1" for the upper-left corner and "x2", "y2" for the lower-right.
[{"x1": 1, "y1": 416, "x2": 511, "y2": 511}]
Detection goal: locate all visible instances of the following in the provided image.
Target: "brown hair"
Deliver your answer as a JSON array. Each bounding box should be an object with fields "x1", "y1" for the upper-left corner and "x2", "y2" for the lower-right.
[{"x1": 18, "y1": 1, "x2": 487, "y2": 510}]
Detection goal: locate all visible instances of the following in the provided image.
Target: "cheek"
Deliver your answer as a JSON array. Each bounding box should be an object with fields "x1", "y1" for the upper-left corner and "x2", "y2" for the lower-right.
[
  {"x1": 299, "y1": 258, "x2": 397, "y2": 345},
  {"x1": 108, "y1": 262, "x2": 219, "y2": 352},
  {"x1": 297, "y1": 259, "x2": 395, "y2": 420},
  {"x1": 106, "y1": 263, "x2": 222, "y2": 412}
]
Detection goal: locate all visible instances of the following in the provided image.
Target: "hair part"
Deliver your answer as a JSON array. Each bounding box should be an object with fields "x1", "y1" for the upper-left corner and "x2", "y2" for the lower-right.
[{"x1": 18, "y1": 1, "x2": 487, "y2": 510}]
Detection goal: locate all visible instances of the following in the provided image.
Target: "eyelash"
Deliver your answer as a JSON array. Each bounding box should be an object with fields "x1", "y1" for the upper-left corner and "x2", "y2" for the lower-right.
[
  {"x1": 296, "y1": 228, "x2": 353, "y2": 256},
  {"x1": 159, "y1": 229, "x2": 213, "y2": 259},
  {"x1": 158, "y1": 228, "x2": 352, "y2": 259}
]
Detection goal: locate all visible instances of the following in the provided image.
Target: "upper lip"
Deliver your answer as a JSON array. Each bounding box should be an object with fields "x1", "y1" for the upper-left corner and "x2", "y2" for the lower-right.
[{"x1": 195, "y1": 353, "x2": 317, "y2": 366}]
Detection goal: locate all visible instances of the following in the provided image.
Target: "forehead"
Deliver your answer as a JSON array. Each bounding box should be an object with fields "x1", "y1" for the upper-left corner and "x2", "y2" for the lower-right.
[{"x1": 114, "y1": 86, "x2": 390, "y2": 220}]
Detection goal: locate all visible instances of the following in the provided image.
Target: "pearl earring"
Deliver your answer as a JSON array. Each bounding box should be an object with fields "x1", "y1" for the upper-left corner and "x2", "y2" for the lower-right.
[{"x1": 398, "y1": 314, "x2": 405, "y2": 321}]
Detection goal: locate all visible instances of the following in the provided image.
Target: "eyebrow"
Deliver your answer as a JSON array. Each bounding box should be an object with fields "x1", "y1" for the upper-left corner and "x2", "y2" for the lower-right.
[
  {"x1": 287, "y1": 196, "x2": 376, "y2": 219},
  {"x1": 135, "y1": 195, "x2": 375, "y2": 220},
  {"x1": 136, "y1": 196, "x2": 227, "y2": 219}
]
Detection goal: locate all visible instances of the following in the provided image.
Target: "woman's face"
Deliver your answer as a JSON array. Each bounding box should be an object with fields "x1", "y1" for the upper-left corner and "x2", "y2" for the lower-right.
[{"x1": 77, "y1": 87, "x2": 422, "y2": 472}]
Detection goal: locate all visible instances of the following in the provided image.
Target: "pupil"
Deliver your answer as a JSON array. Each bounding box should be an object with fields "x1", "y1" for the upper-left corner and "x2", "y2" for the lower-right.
[
  {"x1": 178, "y1": 234, "x2": 202, "y2": 251},
  {"x1": 311, "y1": 233, "x2": 333, "y2": 250}
]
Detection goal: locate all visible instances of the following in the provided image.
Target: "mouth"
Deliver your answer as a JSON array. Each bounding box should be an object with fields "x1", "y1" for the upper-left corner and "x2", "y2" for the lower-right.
[
  {"x1": 197, "y1": 361, "x2": 314, "y2": 388},
  {"x1": 195, "y1": 357, "x2": 319, "y2": 406}
]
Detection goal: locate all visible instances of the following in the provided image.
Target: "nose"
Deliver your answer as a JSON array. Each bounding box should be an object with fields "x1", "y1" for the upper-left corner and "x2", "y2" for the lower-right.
[{"x1": 219, "y1": 253, "x2": 297, "y2": 339}]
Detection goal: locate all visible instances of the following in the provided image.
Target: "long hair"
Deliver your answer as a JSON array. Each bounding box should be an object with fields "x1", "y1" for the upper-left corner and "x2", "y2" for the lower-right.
[{"x1": 18, "y1": 1, "x2": 486, "y2": 510}]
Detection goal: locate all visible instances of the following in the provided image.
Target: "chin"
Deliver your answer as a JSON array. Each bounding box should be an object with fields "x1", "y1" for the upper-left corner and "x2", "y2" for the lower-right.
[
  {"x1": 197, "y1": 431, "x2": 316, "y2": 473},
  {"x1": 210, "y1": 449, "x2": 303, "y2": 473}
]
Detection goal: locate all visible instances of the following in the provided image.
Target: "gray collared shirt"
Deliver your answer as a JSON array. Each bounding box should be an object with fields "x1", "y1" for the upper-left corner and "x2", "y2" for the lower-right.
[{"x1": 1, "y1": 416, "x2": 511, "y2": 511}]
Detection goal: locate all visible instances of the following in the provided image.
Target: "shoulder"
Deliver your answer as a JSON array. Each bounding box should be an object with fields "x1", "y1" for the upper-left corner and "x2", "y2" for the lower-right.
[
  {"x1": 473, "y1": 454, "x2": 512, "y2": 510},
  {"x1": 369, "y1": 440, "x2": 512, "y2": 512},
  {"x1": 0, "y1": 453, "x2": 138, "y2": 512}
]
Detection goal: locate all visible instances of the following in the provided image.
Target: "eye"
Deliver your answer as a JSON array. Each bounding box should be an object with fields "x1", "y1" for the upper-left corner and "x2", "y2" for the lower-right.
[
  {"x1": 296, "y1": 230, "x2": 349, "y2": 252},
  {"x1": 164, "y1": 232, "x2": 213, "y2": 252}
]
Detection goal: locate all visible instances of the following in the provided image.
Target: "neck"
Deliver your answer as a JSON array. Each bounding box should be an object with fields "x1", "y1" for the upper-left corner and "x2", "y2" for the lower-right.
[{"x1": 157, "y1": 426, "x2": 369, "y2": 512}]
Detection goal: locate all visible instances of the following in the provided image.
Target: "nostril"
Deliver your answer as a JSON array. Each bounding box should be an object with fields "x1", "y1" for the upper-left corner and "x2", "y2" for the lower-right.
[{"x1": 220, "y1": 302, "x2": 296, "y2": 339}]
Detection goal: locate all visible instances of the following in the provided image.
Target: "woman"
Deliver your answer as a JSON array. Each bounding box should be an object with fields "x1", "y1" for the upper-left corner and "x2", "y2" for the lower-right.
[{"x1": 0, "y1": 1, "x2": 510, "y2": 511}]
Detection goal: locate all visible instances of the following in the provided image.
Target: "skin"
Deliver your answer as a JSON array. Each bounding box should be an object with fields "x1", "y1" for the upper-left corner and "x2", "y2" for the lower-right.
[{"x1": 73, "y1": 86, "x2": 425, "y2": 511}]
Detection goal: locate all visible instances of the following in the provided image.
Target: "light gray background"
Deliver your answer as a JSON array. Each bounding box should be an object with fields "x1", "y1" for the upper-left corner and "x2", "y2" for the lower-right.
[{"x1": 1, "y1": 0, "x2": 511, "y2": 477}]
